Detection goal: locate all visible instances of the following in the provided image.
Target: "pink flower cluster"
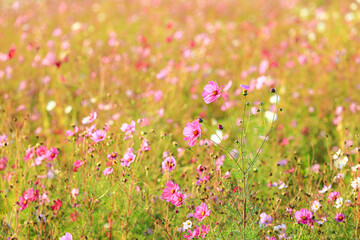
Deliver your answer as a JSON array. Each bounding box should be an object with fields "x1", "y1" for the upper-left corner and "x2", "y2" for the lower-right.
[
  {"x1": 17, "y1": 188, "x2": 39, "y2": 211},
  {"x1": 120, "y1": 120, "x2": 135, "y2": 140},
  {"x1": 162, "y1": 181, "x2": 185, "y2": 207},
  {"x1": 183, "y1": 225, "x2": 210, "y2": 239},
  {"x1": 24, "y1": 145, "x2": 59, "y2": 166}
]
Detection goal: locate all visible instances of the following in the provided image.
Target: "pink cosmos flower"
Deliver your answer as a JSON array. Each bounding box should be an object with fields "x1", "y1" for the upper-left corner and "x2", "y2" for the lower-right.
[
  {"x1": 66, "y1": 125, "x2": 79, "y2": 137},
  {"x1": 193, "y1": 203, "x2": 211, "y2": 222},
  {"x1": 23, "y1": 188, "x2": 39, "y2": 202},
  {"x1": 46, "y1": 147, "x2": 59, "y2": 161},
  {"x1": 107, "y1": 152, "x2": 118, "y2": 160},
  {"x1": 91, "y1": 130, "x2": 106, "y2": 143},
  {"x1": 121, "y1": 120, "x2": 135, "y2": 139},
  {"x1": 162, "y1": 156, "x2": 176, "y2": 172},
  {"x1": 82, "y1": 111, "x2": 97, "y2": 124},
  {"x1": 39, "y1": 192, "x2": 50, "y2": 205},
  {"x1": 51, "y1": 199, "x2": 62, "y2": 214},
  {"x1": 71, "y1": 188, "x2": 79, "y2": 199},
  {"x1": 17, "y1": 196, "x2": 29, "y2": 211},
  {"x1": 0, "y1": 157, "x2": 8, "y2": 170},
  {"x1": 73, "y1": 159, "x2": 84, "y2": 172},
  {"x1": 120, "y1": 149, "x2": 136, "y2": 167},
  {"x1": 154, "y1": 90, "x2": 163, "y2": 102},
  {"x1": 294, "y1": 208, "x2": 313, "y2": 224},
  {"x1": 335, "y1": 213, "x2": 345, "y2": 222},
  {"x1": 199, "y1": 225, "x2": 210, "y2": 239},
  {"x1": 328, "y1": 191, "x2": 340, "y2": 202},
  {"x1": 259, "y1": 212, "x2": 273, "y2": 226},
  {"x1": 137, "y1": 118, "x2": 149, "y2": 127},
  {"x1": 183, "y1": 230, "x2": 195, "y2": 239},
  {"x1": 183, "y1": 120, "x2": 202, "y2": 147},
  {"x1": 162, "y1": 181, "x2": 180, "y2": 202},
  {"x1": 140, "y1": 139, "x2": 151, "y2": 151},
  {"x1": 171, "y1": 192, "x2": 185, "y2": 207},
  {"x1": 103, "y1": 167, "x2": 113, "y2": 176},
  {"x1": 24, "y1": 147, "x2": 35, "y2": 162},
  {"x1": 202, "y1": 81, "x2": 222, "y2": 104},
  {"x1": 84, "y1": 124, "x2": 97, "y2": 137},
  {"x1": 36, "y1": 145, "x2": 48, "y2": 157},
  {"x1": 0, "y1": 134, "x2": 8, "y2": 147},
  {"x1": 59, "y1": 232, "x2": 73, "y2": 240}
]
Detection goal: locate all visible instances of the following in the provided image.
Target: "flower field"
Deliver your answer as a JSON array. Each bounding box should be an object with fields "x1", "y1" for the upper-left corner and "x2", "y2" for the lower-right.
[{"x1": 1, "y1": 0, "x2": 360, "y2": 239}]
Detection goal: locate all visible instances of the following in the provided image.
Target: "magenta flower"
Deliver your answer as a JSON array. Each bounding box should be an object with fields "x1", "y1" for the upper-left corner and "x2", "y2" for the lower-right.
[
  {"x1": 171, "y1": 192, "x2": 185, "y2": 207},
  {"x1": 59, "y1": 232, "x2": 73, "y2": 240},
  {"x1": 294, "y1": 208, "x2": 313, "y2": 224},
  {"x1": 193, "y1": 203, "x2": 211, "y2": 222},
  {"x1": 183, "y1": 230, "x2": 195, "y2": 239},
  {"x1": 328, "y1": 191, "x2": 340, "y2": 202},
  {"x1": 120, "y1": 149, "x2": 136, "y2": 167},
  {"x1": 51, "y1": 199, "x2": 62, "y2": 214},
  {"x1": 24, "y1": 147, "x2": 35, "y2": 162},
  {"x1": 46, "y1": 147, "x2": 59, "y2": 161},
  {"x1": 103, "y1": 167, "x2": 113, "y2": 176},
  {"x1": 162, "y1": 156, "x2": 176, "y2": 172},
  {"x1": 162, "y1": 181, "x2": 180, "y2": 202},
  {"x1": 0, "y1": 157, "x2": 8, "y2": 170},
  {"x1": 183, "y1": 120, "x2": 202, "y2": 147},
  {"x1": 23, "y1": 188, "x2": 39, "y2": 202},
  {"x1": 17, "y1": 196, "x2": 29, "y2": 211},
  {"x1": 259, "y1": 212, "x2": 273, "y2": 226},
  {"x1": 335, "y1": 213, "x2": 345, "y2": 222},
  {"x1": 107, "y1": 152, "x2": 118, "y2": 160},
  {"x1": 36, "y1": 145, "x2": 48, "y2": 157},
  {"x1": 202, "y1": 81, "x2": 222, "y2": 104},
  {"x1": 199, "y1": 225, "x2": 210, "y2": 239},
  {"x1": 73, "y1": 160, "x2": 84, "y2": 168},
  {"x1": 91, "y1": 130, "x2": 106, "y2": 143}
]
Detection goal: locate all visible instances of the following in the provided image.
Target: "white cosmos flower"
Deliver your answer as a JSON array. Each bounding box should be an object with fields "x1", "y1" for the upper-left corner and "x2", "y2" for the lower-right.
[
  {"x1": 352, "y1": 164, "x2": 360, "y2": 172},
  {"x1": 334, "y1": 173, "x2": 345, "y2": 181},
  {"x1": 210, "y1": 130, "x2": 223, "y2": 144},
  {"x1": 334, "y1": 197, "x2": 343, "y2": 208},
  {"x1": 269, "y1": 94, "x2": 280, "y2": 104},
  {"x1": 311, "y1": 200, "x2": 321, "y2": 212},
  {"x1": 183, "y1": 220, "x2": 192, "y2": 230},
  {"x1": 334, "y1": 156, "x2": 348, "y2": 169},
  {"x1": 265, "y1": 111, "x2": 278, "y2": 122},
  {"x1": 333, "y1": 149, "x2": 342, "y2": 160},
  {"x1": 351, "y1": 177, "x2": 360, "y2": 190},
  {"x1": 46, "y1": 101, "x2": 56, "y2": 111},
  {"x1": 274, "y1": 224, "x2": 286, "y2": 232}
]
